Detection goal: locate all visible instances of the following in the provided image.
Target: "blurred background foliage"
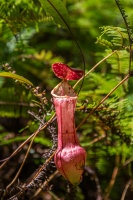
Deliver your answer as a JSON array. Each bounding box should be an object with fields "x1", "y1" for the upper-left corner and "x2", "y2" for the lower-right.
[{"x1": 0, "y1": 0, "x2": 133, "y2": 199}]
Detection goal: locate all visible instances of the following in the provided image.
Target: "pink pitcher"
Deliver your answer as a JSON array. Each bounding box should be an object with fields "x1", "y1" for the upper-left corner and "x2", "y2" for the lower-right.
[{"x1": 51, "y1": 80, "x2": 86, "y2": 185}]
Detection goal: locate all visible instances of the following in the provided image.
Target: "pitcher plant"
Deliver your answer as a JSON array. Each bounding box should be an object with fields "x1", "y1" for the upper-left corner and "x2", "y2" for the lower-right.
[{"x1": 51, "y1": 63, "x2": 86, "y2": 185}]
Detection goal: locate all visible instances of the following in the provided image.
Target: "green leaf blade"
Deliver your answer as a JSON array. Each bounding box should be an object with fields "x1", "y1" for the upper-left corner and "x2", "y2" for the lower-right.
[
  {"x1": 0, "y1": 72, "x2": 33, "y2": 86},
  {"x1": 39, "y1": 0, "x2": 70, "y2": 28}
]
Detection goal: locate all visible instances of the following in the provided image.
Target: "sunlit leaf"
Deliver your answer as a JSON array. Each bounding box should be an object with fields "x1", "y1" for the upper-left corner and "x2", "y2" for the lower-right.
[{"x1": 0, "y1": 72, "x2": 33, "y2": 86}]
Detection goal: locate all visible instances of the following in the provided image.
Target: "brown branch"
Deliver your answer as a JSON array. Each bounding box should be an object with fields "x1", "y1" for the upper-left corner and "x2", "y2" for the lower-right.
[
  {"x1": 76, "y1": 73, "x2": 130, "y2": 131},
  {"x1": 73, "y1": 50, "x2": 118, "y2": 89},
  {"x1": 1, "y1": 113, "x2": 56, "y2": 200},
  {"x1": 5, "y1": 129, "x2": 43, "y2": 190},
  {"x1": 82, "y1": 134, "x2": 106, "y2": 148},
  {"x1": 0, "y1": 101, "x2": 35, "y2": 107},
  {"x1": 0, "y1": 113, "x2": 55, "y2": 170},
  {"x1": 89, "y1": 134, "x2": 106, "y2": 146},
  {"x1": 103, "y1": 155, "x2": 120, "y2": 200},
  {"x1": 31, "y1": 170, "x2": 59, "y2": 199},
  {"x1": 85, "y1": 166, "x2": 102, "y2": 199},
  {"x1": 123, "y1": 157, "x2": 133, "y2": 166},
  {"x1": 25, "y1": 151, "x2": 56, "y2": 188},
  {"x1": 120, "y1": 178, "x2": 132, "y2": 200}
]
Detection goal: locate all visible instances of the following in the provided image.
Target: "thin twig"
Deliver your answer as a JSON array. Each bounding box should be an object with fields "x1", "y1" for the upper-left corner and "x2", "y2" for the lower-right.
[
  {"x1": 0, "y1": 132, "x2": 35, "y2": 170},
  {"x1": 76, "y1": 73, "x2": 130, "y2": 131},
  {"x1": 4, "y1": 152, "x2": 56, "y2": 200},
  {"x1": 123, "y1": 157, "x2": 133, "y2": 166},
  {"x1": 48, "y1": 191, "x2": 61, "y2": 200},
  {"x1": 5, "y1": 130, "x2": 41, "y2": 190},
  {"x1": 89, "y1": 134, "x2": 106, "y2": 146},
  {"x1": 25, "y1": 151, "x2": 56, "y2": 187},
  {"x1": 1, "y1": 115, "x2": 56, "y2": 200},
  {"x1": 5, "y1": 114, "x2": 55, "y2": 190},
  {"x1": 0, "y1": 113, "x2": 56, "y2": 170},
  {"x1": 73, "y1": 50, "x2": 118, "y2": 89},
  {"x1": 85, "y1": 166, "x2": 102, "y2": 200},
  {"x1": 103, "y1": 155, "x2": 120, "y2": 200},
  {"x1": 0, "y1": 101, "x2": 35, "y2": 106},
  {"x1": 82, "y1": 134, "x2": 106, "y2": 147},
  {"x1": 120, "y1": 178, "x2": 132, "y2": 200},
  {"x1": 31, "y1": 170, "x2": 59, "y2": 199}
]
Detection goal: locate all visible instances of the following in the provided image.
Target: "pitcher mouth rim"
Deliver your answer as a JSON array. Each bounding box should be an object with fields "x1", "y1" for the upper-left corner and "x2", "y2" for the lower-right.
[
  {"x1": 51, "y1": 93, "x2": 78, "y2": 99},
  {"x1": 51, "y1": 80, "x2": 78, "y2": 98}
]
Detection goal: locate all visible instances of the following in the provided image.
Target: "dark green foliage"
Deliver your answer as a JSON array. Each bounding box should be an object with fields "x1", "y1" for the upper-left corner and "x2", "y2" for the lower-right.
[
  {"x1": 39, "y1": 0, "x2": 70, "y2": 28},
  {"x1": 0, "y1": 0, "x2": 48, "y2": 34},
  {"x1": 0, "y1": 0, "x2": 133, "y2": 200}
]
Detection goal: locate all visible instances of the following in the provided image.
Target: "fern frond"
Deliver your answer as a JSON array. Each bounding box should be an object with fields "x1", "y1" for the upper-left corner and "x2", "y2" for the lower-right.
[
  {"x1": 96, "y1": 36, "x2": 114, "y2": 49},
  {"x1": 97, "y1": 26, "x2": 129, "y2": 50},
  {"x1": 104, "y1": 49, "x2": 129, "y2": 75},
  {"x1": 115, "y1": 0, "x2": 133, "y2": 43},
  {"x1": 0, "y1": 1, "x2": 51, "y2": 35},
  {"x1": 0, "y1": 87, "x2": 36, "y2": 118}
]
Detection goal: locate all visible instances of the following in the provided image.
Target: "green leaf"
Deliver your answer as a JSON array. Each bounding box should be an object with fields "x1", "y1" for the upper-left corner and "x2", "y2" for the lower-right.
[
  {"x1": 39, "y1": 0, "x2": 70, "y2": 28},
  {"x1": 0, "y1": 72, "x2": 33, "y2": 86},
  {"x1": 0, "y1": 135, "x2": 50, "y2": 147}
]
